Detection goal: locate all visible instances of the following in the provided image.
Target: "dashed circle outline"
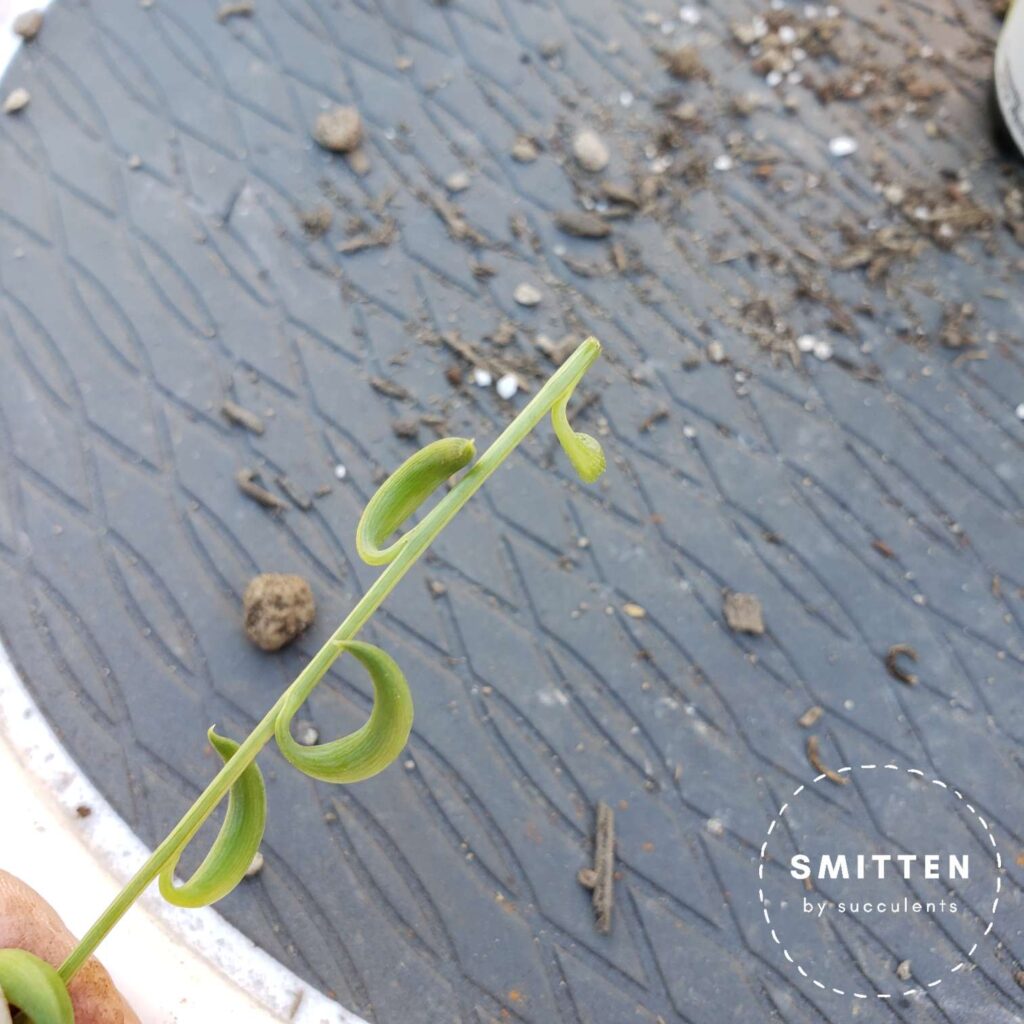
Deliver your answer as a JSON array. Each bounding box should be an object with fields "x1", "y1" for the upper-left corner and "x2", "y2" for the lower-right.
[{"x1": 757, "y1": 763, "x2": 1001, "y2": 999}]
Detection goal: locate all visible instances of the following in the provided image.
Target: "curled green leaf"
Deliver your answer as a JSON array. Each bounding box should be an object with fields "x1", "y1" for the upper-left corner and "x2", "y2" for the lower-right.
[
  {"x1": 356, "y1": 437, "x2": 476, "y2": 565},
  {"x1": 275, "y1": 640, "x2": 413, "y2": 783},
  {"x1": 158, "y1": 728, "x2": 267, "y2": 909},
  {"x1": 0, "y1": 950, "x2": 73, "y2": 1024},
  {"x1": 551, "y1": 345, "x2": 606, "y2": 483}
]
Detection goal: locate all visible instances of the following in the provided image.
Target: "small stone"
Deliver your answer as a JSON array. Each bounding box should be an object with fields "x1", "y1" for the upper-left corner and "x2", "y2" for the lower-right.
[
  {"x1": 554, "y1": 210, "x2": 611, "y2": 238},
  {"x1": 445, "y1": 170, "x2": 471, "y2": 193},
  {"x1": 313, "y1": 105, "x2": 363, "y2": 153},
  {"x1": 3, "y1": 88, "x2": 30, "y2": 115},
  {"x1": 1015, "y1": 403, "x2": 1024, "y2": 421},
  {"x1": 75, "y1": 804, "x2": 93, "y2": 819},
  {"x1": 572, "y1": 129, "x2": 610, "y2": 172},
  {"x1": 706, "y1": 817, "x2": 724, "y2": 837},
  {"x1": 496, "y1": 374, "x2": 519, "y2": 400},
  {"x1": 295, "y1": 721, "x2": 320, "y2": 746},
  {"x1": 796, "y1": 333, "x2": 816, "y2": 353},
  {"x1": 347, "y1": 147, "x2": 371, "y2": 176},
  {"x1": 334, "y1": 463, "x2": 347, "y2": 480},
  {"x1": 723, "y1": 592, "x2": 764, "y2": 635},
  {"x1": 896, "y1": 959, "x2": 912, "y2": 981},
  {"x1": 13, "y1": 10, "x2": 44, "y2": 40},
  {"x1": 828, "y1": 135, "x2": 858, "y2": 158},
  {"x1": 539, "y1": 38, "x2": 564, "y2": 59},
  {"x1": 812, "y1": 339, "x2": 833, "y2": 361},
  {"x1": 472, "y1": 367, "x2": 493, "y2": 387},
  {"x1": 128, "y1": 154, "x2": 142, "y2": 170},
  {"x1": 428, "y1": 579, "x2": 448, "y2": 598},
  {"x1": 679, "y1": 4, "x2": 701, "y2": 24},
  {"x1": 623, "y1": 602, "x2": 647, "y2": 619},
  {"x1": 245, "y1": 851, "x2": 264, "y2": 877},
  {"x1": 513, "y1": 282, "x2": 542, "y2": 307},
  {"x1": 511, "y1": 136, "x2": 539, "y2": 162},
  {"x1": 707, "y1": 341, "x2": 727, "y2": 364},
  {"x1": 713, "y1": 154, "x2": 733, "y2": 171},
  {"x1": 243, "y1": 573, "x2": 316, "y2": 651}
]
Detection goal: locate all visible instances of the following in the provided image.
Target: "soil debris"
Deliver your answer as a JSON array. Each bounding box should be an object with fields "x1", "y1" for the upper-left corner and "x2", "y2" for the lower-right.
[
  {"x1": 300, "y1": 205, "x2": 333, "y2": 237},
  {"x1": 391, "y1": 416, "x2": 420, "y2": 439},
  {"x1": 896, "y1": 959, "x2": 912, "y2": 982},
  {"x1": 578, "y1": 800, "x2": 615, "y2": 934},
  {"x1": 235, "y1": 468, "x2": 287, "y2": 510},
  {"x1": 572, "y1": 129, "x2": 610, "y2": 172},
  {"x1": 534, "y1": 334, "x2": 578, "y2": 366},
  {"x1": 221, "y1": 399, "x2": 265, "y2": 434},
  {"x1": 13, "y1": 10, "x2": 44, "y2": 40},
  {"x1": 885, "y1": 644, "x2": 919, "y2": 686},
  {"x1": 639, "y1": 408, "x2": 669, "y2": 433},
  {"x1": 554, "y1": 210, "x2": 611, "y2": 239},
  {"x1": 798, "y1": 705, "x2": 823, "y2": 728},
  {"x1": 662, "y1": 44, "x2": 708, "y2": 81},
  {"x1": 243, "y1": 573, "x2": 316, "y2": 651},
  {"x1": 723, "y1": 592, "x2": 765, "y2": 635},
  {"x1": 806, "y1": 735, "x2": 847, "y2": 786},
  {"x1": 313, "y1": 105, "x2": 363, "y2": 153},
  {"x1": 338, "y1": 217, "x2": 396, "y2": 254},
  {"x1": 217, "y1": 1, "x2": 254, "y2": 21},
  {"x1": 3, "y1": 88, "x2": 30, "y2": 115},
  {"x1": 75, "y1": 804, "x2": 92, "y2": 819}
]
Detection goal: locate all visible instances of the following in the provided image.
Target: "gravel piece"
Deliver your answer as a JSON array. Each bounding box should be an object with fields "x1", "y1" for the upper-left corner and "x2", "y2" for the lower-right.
[
  {"x1": 313, "y1": 105, "x2": 363, "y2": 152},
  {"x1": 243, "y1": 573, "x2": 316, "y2": 651}
]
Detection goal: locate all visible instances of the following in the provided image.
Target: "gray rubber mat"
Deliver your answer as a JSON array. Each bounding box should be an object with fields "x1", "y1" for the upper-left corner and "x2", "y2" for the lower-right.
[{"x1": 1, "y1": 1, "x2": 1023, "y2": 1021}]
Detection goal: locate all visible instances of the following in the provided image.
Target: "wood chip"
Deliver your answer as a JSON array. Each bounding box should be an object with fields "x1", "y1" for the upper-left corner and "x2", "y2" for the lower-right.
[
  {"x1": 806, "y1": 735, "x2": 847, "y2": 786},
  {"x1": 885, "y1": 643, "x2": 918, "y2": 685},
  {"x1": 235, "y1": 468, "x2": 286, "y2": 510},
  {"x1": 221, "y1": 399, "x2": 265, "y2": 434},
  {"x1": 797, "y1": 705, "x2": 823, "y2": 728},
  {"x1": 578, "y1": 800, "x2": 615, "y2": 934}
]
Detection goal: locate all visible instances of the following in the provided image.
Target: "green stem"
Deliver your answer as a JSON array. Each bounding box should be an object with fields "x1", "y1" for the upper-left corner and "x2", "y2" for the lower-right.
[{"x1": 59, "y1": 338, "x2": 601, "y2": 982}]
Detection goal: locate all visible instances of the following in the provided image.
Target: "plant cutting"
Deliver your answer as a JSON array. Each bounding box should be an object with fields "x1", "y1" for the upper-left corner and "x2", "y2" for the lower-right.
[{"x1": 0, "y1": 338, "x2": 605, "y2": 1022}]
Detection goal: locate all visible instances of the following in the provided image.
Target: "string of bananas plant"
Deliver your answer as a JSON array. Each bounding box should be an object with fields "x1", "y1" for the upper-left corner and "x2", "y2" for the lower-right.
[{"x1": 0, "y1": 337, "x2": 605, "y2": 1022}]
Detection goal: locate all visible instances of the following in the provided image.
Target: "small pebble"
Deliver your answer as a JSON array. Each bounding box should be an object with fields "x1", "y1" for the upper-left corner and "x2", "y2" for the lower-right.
[
  {"x1": 796, "y1": 333, "x2": 817, "y2": 353},
  {"x1": 623, "y1": 602, "x2": 647, "y2": 619},
  {"x1": 828, "y1": 135, "x2": 858, "y2": 158},
  {"x1": 679, "y1": 4, "x2": 701, "y2": 24},
  {"x1": 445, "y1": 170, "x2": 470, "y2": 193},
  {"x1": 707, "y1": 341, "x2": 726, "y2": 363},
  {"x1": 334, "y1": 463, "x2": 347, "y2": 480},
  {"x1": 13, "y1": 10, "x2": 44, "y2": 40},
  {"x1": 511, "y1": 136, "x2": 539, "y2": 162},
  {"x1": 496, "y1": 373, "x2": 519, "y2": 400},
  {"x1": 572, "y1": 128, "x2": 610, "y2": 173},
  {"x1": 713, "y1": 154, "x2": 733, "y2": 171},
  {"x1": 723, "y1": 592, "x2": 765, "y2": 635},
  {"x1": 1016, "y1": 403, "x2": 1024, "y2": 421},
  {"x1": 812, "y1": 339, "x2": 833, "y2": 361},
  {"x1": 245, "y1": 851, "x2": 264, "y2": 878},
  {"x1": 3, "y1": 88, "x2": 30, "y2": 114},
  {"x1": 513, "y1": 282, "x2": 542, "y2": 307},
  {"x1": 706, "y1": 818, "x2": 725, "y2": 837},
  {"x1": 313, "y1": 105, "x2": 363, "y2": 153},
  {"x1": 295, "y1": 722, "x2": 320, "y2": 746},
  {"x1": 778, "y1": 24, "x2": 797, "y2": 44},
  {"x1": 472, "y1": 367, "x2": 493, "y2": 387},
  {"x1": 896, "y1": 959, "x2": 912, "y2": 981}
]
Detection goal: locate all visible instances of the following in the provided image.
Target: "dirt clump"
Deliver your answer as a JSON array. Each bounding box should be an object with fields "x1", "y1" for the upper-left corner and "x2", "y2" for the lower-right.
[{"x1": 243, "y1": 573, "x2": 316, "y2": 651}]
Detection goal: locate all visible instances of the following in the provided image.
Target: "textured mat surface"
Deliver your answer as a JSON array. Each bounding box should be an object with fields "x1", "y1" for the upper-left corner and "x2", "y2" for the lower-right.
[{"x1": 1, "y1": 1, "x2": 1023, "y2": 1022}]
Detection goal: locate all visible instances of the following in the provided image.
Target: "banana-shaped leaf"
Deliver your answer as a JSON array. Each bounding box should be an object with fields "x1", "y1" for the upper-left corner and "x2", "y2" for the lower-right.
[
  {"x1": 275, "y1": 641, "x2": 413, "y2": 783},
  {"x1": 0, "y1": 950, "x2": 73, "y2": 1024},
  {"x1": 356, "y1": 438, "x2": 475, "y2": 564},
  {"x1": 552, "y1": 390, "x2": 606, "y2": 483},
  {"x1": 158, "y1": 729, "x2": 267, "y2": 908}
]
